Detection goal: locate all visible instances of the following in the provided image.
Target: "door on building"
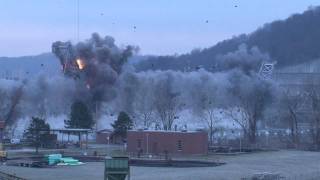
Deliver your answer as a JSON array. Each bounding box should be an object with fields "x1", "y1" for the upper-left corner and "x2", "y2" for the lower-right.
[{"x1": 152, "y1": 142, "x2": 158, "y2": 155}]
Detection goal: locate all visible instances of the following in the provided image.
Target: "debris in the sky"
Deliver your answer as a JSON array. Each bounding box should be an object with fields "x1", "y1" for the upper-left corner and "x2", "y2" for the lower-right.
[
  {"x1": 205, "y1": 20, "x2": 209, "y2": 23},
  {"x1": 100, "y1": 13, "x2": 104, "y2": 16},
  {"x1": 234, "y1": 5, "x2": 238, "y2": 7},
  {"x1": 41, "y1": 64, "x2": 44, "y2": 67}
]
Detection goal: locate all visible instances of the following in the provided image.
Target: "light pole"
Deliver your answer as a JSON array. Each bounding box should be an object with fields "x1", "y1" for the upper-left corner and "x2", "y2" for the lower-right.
[
  {"x1": 239, "y1": 131, "x2": 242, "y2": 153},
  {"x1": 95, "y1": 102, "x2": 98, "y2": 131},
  {"x1": 146, "y1": 133, "x2": 149, "y2": 155},
  {"x1": 266, "y1": 131, "x2": 270, "y2": 147}
]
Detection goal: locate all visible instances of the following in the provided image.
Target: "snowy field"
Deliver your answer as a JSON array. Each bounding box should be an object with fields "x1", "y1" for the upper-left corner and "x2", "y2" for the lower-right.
[{"x1": 0, "y1": 150, "x2": 320, "y2": 180}]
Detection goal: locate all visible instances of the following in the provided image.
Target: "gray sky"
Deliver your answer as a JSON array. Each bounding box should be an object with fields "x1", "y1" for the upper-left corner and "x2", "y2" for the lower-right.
[{"x1": 0, "y1": 0, "x2": 319, "y2": 57}]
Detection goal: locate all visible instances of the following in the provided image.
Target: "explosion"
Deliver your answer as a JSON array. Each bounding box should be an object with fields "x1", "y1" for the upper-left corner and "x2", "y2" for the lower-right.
[
  {"x1": 52, "y1": 33, "x2": 138, "y2": 113},
  {"x1": 76, "y1": 59, "x2": 85, "y2": 70}
]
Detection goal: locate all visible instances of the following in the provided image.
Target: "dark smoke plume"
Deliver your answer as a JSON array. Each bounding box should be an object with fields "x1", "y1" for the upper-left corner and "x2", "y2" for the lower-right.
[{"x1": 52, "y1": 33, "x2": 138, "y2": 111}]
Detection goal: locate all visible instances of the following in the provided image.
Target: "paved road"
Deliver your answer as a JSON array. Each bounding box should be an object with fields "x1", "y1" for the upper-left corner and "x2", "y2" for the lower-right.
[{"x1": 0, "y1": 150, "x2": 320, "y2": 180}]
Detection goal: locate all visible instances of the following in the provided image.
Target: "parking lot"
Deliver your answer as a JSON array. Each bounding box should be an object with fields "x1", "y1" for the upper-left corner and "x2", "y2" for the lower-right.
[{"x1": 0, "y1": 150, "x2": 319, "y2": 180}]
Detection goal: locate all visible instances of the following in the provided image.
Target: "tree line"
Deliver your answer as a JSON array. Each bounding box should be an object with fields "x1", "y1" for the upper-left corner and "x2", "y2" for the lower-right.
[{"x1": 136, "y1": 6, "x2": 320, "y2": 71}]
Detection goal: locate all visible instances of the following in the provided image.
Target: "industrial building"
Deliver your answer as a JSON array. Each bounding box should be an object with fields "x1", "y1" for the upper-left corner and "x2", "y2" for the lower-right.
[
  {"x1": 96, "y1": 129, "x2": 113, "y2": 144},
  {"x1": 127, "y1": 130, "x2": 208, "y2": 155},
  {"x1": 273, "y1": 60, "x2": 320, "y2": 130},
  {"x1": 0, "y1": 121, "x2": 4, "y2": 143}
]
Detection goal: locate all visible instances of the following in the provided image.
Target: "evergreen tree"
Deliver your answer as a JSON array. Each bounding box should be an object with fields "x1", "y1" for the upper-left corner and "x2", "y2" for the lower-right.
[
  {"x1": 24, "y1": 117, "x2": 50, "y2": 153},
  {"x1": 112, "y1": 111, "x2": 133, "y2": 139},
  {"x1": 65, "y1": 100, "x2": 94, "y2": 129}
]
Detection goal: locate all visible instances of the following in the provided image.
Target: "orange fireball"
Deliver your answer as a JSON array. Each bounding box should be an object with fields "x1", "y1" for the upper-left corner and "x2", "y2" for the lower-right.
[{"x1": 76, "y1": 59, "x2": 85, "y2": 70}]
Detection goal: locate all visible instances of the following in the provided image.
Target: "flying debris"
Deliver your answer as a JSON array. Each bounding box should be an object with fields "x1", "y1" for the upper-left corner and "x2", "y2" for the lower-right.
[
  {"x1": 234, "y1": 5, "x2": 238, "y2": 7},
  {"x1": 100, "y1": 13, "x2": 104, "y2": 16},
  {"x1": 205, "y1": 20, "x2": 209, "y2": 23}
]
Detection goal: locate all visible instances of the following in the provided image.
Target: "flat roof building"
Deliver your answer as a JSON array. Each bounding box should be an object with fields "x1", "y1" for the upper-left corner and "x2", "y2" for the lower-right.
[
  {"x1": 96, "y1": 129, "x2": 113, "y2": 144},
  {"x1": 0, "y1": 121, "x2": 4, "y2": 143},
  {"x1": 127, "y1": 130, "x2": 208, "y2": 155}
]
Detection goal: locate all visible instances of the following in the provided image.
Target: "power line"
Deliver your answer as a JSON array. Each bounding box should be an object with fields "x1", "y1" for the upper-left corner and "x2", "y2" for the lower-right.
[{"x1": 76, "y1": 0, "x2": 80, "y2": 42}]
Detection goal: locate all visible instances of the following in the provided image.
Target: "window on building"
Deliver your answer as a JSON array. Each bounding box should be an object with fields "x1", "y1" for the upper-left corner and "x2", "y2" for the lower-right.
[
  {"x1": 177, "y1": 140, "x2": 182, "y2": 151},
  {"x1": 137, "y1": 139, "x2": 142, "y2": 148}
]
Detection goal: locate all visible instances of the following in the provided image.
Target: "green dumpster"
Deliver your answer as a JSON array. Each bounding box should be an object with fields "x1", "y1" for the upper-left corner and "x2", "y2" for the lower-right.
[{"x1": 105, "y1": 156, "x2": 130, "y2": 180}]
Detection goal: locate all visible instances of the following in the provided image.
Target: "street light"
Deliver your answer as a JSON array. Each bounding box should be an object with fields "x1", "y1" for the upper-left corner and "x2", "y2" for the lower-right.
[
  {"x1": 146, "y1": 133, "x2": 149, "y2": 155},
  {"x1": 265, "y1": 131, "x2": 270, "y2": 147},
  {"x1": 239, "y1": 131, "x2": 242, "y2": 153}
]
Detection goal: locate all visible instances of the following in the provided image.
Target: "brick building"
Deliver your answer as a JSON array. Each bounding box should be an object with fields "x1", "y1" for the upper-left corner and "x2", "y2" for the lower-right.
[
  {"x1": 96, "y1": 129, "x2": 123, "y2": 144},
  {"x1": 0, "y1": 121, "x2": 4, "y2": 143},
  {"x1": 127, "y1": 130, "x2": 208, "y2": 155},
  {"x1": 96, "y1": 129, "x2": 113, "y2": 144}
]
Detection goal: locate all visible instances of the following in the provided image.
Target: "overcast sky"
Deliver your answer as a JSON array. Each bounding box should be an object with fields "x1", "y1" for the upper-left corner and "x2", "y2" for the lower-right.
[{"x1": 0, "y1": 0, "x2": 319, "y2": 57}]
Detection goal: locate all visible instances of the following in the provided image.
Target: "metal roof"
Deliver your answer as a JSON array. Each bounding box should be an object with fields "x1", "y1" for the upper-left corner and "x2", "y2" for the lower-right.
[{"x1": 50, "y1": 128, "x2": 93, "y2": 133}]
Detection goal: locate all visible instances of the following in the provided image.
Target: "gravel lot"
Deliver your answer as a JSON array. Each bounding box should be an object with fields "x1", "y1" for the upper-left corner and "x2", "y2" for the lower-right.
[{"x1": 0, "y1": 150, "x2": 320, "y2": 180}]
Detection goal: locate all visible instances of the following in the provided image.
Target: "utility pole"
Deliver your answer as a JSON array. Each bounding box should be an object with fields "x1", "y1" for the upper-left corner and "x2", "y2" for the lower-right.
[
  {"x1": 146, "y1": 133, "x2": 149, "y2": 154},
  {"x1": 239, "y1": 131, "x2": 242, "y2": 153},
  {"x1": 95, "y1": 102, "x2": 98, "y2": 131}
]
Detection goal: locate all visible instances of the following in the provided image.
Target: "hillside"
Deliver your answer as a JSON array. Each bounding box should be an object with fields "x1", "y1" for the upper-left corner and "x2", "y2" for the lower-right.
[
  {"x1": 0, "y1": 53, "x2": 60, "y2": 78},
  {"x1": 1, "y1": 7, "x2": 320, "y2": 74},
  {"x1": 136, "y1": 6, "x2": 320, "y2": 71},
  {"x1": 0, "y1": 53, "x2": 146, "y2": 78}
]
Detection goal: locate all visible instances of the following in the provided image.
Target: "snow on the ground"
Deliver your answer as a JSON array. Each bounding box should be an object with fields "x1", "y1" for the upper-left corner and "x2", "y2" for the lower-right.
[{"x1": 12, "y1": 107, "x2": 242, "y2": 139}]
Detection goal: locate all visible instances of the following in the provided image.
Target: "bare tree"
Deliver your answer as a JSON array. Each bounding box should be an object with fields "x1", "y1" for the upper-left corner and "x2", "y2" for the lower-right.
[
  {"x1": 0, "y1": 85, "x2": 25, "y2": 139},
  {"x1": 154, "y1": 74, "x2": 181, "y2": 130},
  {"x1": 0, "y1": 89, "x2": 10, "y2": 121},
  {"x1": 190, "y1": 76, "x2": 221, "y2": 146},
  {"x1": 0, "y1": 85, "x2": 23, "y2": 126},
  {"x1": 278, "y1": 89, "x2": 305, "y2": 147},
  {"x1": 133, "y1": 79, "x2": 156, "y2": 128},
  {"x1": 305, "y1": 84, "x2": 320, "y2": 149},
  {"x1": 225, "y1": 106, "x2": 249, "y2": 142},
  {"x1": 227, "y1": 73, "x2": 274, "y2": 145}
]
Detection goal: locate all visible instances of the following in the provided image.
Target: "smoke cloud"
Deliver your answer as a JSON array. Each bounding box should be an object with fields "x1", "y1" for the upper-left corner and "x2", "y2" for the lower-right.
[
  {"x1": 52, "y1": 33, "x2": 138, "y2": 111},
  {"x1": 216, "y1": 44, "x2": 271, "y2": 75},
  {"x1": 0, "y1": 33, "x2": 276, "y2": 134}
]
